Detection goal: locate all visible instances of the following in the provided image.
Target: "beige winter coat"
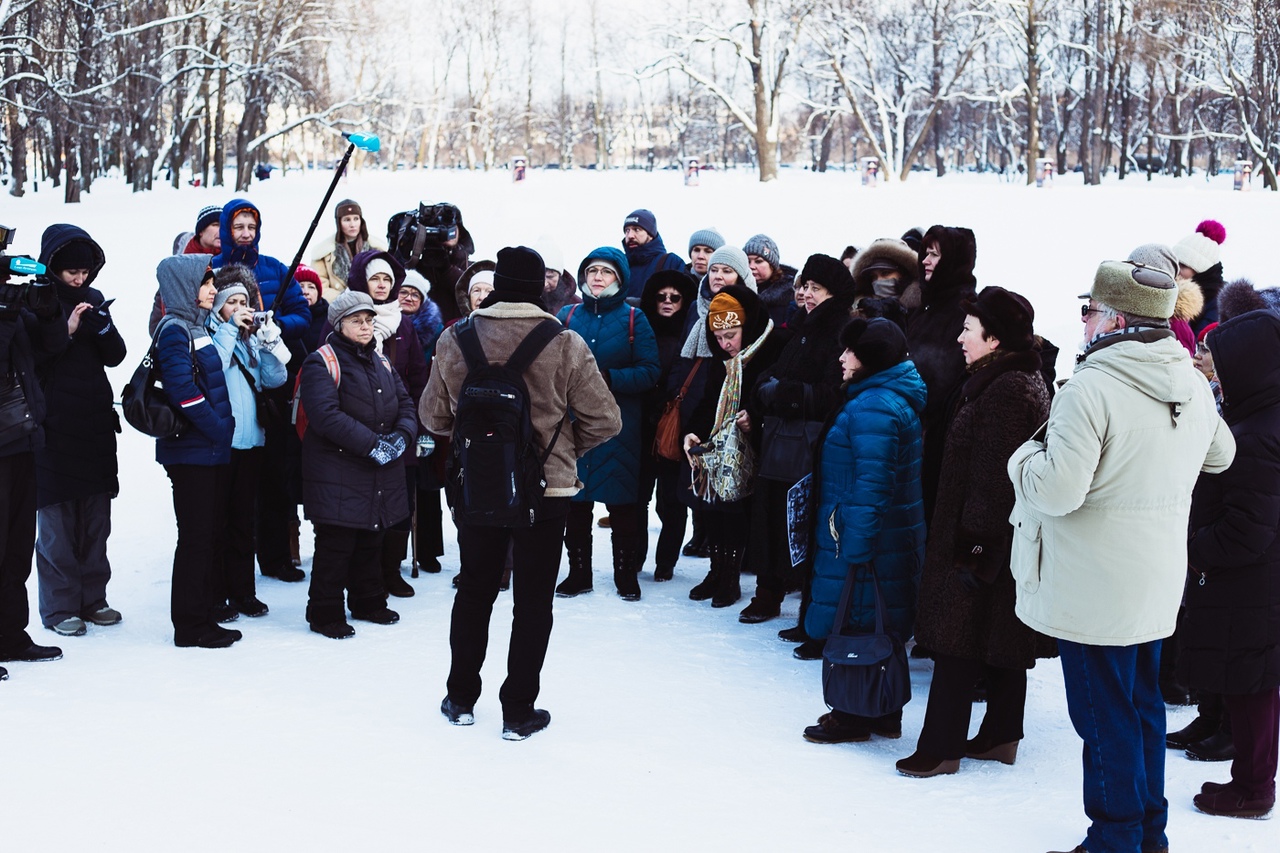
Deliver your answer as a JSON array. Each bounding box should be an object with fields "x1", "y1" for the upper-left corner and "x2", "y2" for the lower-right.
[
  {"x1": 420, "y1": 300, "x2": 622, "y2": 497},
  {"x1": 311, "y1": 235, "x2": 386, "y2": 296},
  {"x1": 1007, "y1": 332, "x2": 1235, "y2": 646}
]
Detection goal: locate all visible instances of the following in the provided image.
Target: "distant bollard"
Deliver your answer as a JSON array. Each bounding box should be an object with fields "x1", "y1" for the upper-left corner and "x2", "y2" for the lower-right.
[
  {"x1": 1234, "y1": 161, "x2": 1252, "y2": 192},
  {"x1": 512, "y1": 156, "x2": 528, "y2": 183},
  {"x1": 684, "y1": 157, "x2": 700, "y2": 187},
  {"x1": 1035, "y1": 158, "x2": 1055, "y2": 188},
  {"x1": 861, "y1": 157, "x2": 879, "y2": 187}
]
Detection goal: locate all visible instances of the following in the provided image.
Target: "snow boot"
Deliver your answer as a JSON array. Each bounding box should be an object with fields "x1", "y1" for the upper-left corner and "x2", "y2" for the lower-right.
[
  {"x1": 712, "y1": 546, "x2": 743, "y2": 608},
  {"x1": 381, "y1": 530, "x2": 415, "y2": 598},
  {"x1": 739, "y1": 587, "x2": 785, "y2": 623},
  {"x1": 613, "y1": 538, "x2": 641, "y2": 602},
  {"x1": 654, "y1": 563, "x2": 675, "y2": 582},
  {"x1": 503, "y1": 706, "x2": 551, "y2": 741},
  {"x1": 555, "y1": 546, "x2": 593, "y2": 597},
  {"x1": 688, "y1": 545, "x2": 720, "y2": 601},
  {"x1": 289, "y1": 518, "x2": 302, "y2": 567}
]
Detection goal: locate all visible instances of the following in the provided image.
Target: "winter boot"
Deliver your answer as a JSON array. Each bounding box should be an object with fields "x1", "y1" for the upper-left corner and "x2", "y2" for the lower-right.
[
  {"x1": 381, "y1": 530, "x2": 415, "y2": 598},
  {"x1": 289, "y1": 518, "x2": 302, "y2": 567},
  {"x1": 688, "y1": 545, "x2": 720, "y2": 601},
  {"x1": 555, "y1": 547, "x2": 593, "y2": 597},
  {"x1": 612, "y1": 537, "x2": 642, "y2": 602},
  {"x1": 654, "y1": 563, "x2": 675, "y2": 582},
  {"x1": 712, "y1": 546, "x2": 743, "y2": 608},
  {"x1": 739, "y1": 587, "x2": 785, "y2": 623}
]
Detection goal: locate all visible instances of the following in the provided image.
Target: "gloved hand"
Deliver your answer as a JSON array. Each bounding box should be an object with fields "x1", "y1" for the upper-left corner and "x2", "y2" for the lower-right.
[
  {"x1": 368, "y1": 432, "x2": 407, "y2": 466},
  {"x1": 78, "y1": 306, "x2": 113, "y2": 336},
  {"x1": 25, "y1": 281, "x2": 60, "y2": 320},
  {"x1": 255, "y1": 311, "x2": 281, "y2": 347}
]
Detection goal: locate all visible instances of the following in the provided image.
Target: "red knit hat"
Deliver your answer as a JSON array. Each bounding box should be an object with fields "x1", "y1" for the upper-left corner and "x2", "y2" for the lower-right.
[{"x1": 295, "y1": 263, "x2": 322, "y2": 296}]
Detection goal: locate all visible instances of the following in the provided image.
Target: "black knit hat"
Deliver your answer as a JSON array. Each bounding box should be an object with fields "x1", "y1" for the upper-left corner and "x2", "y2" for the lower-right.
[
  {"x1": 799, "y1": 253, "x2": 854, "y2": 302},
  {"x1": 839, "y1": 317, "x2": 908, "y2": 375},
  {"x1": 961, "y1": 286, "x2": 1036, "y2": 352},
  {"x1": 493, "y1": 246, "x2": 546, "y2": 298},
  {"x1": 623, "y1": 209, "x2": 658, "y2": 238},
  {"x1": 50, "y1": 240, "x2": 98, "y2": 274}
]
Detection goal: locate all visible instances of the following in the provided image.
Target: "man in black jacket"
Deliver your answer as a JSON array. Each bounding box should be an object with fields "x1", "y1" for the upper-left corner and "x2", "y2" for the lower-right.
[{"x1": 0, "y1": 235, "x2": 70, "y2": 676}]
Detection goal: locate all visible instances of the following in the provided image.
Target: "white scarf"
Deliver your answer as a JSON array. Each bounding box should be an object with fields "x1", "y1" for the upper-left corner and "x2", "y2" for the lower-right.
[{"x1": 370, "y1": 300, "x2": 402, "y2": 353}]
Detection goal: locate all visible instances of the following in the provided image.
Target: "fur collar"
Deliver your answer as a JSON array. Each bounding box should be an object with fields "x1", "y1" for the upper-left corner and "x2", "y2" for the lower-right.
[{"x1": 957, "y1": 348, "x2": 1042, "y2": 407}]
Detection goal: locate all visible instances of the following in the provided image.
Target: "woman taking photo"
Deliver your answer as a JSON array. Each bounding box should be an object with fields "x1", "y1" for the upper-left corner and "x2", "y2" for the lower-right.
[
  {"x1": 554, "y1": 247, "x2": 660, "y2": 601},
  {"x1": 681, "y1": 285, "x2": 783, "y2": 607},
  {"x1": 205, "y1": 267, "x2": 290, "y2": 622},
  {"x1": 301, "y1": 290, "x2": 416, "y2": 639},
  {"x1": 896, "y1": 287, "x2": 1054, "y2": 777},
  {"x1": 153, "y1": 254, "x2": 239, "y2": 649},
  {"x1": 802, "y1": 317, "x2": 926, "y2": 743}
]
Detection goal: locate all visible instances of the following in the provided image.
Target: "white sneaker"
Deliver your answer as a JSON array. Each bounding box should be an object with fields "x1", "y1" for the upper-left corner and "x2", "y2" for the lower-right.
[{"x1": 52, "y1": 617, "x2": 87, "y2": 637}]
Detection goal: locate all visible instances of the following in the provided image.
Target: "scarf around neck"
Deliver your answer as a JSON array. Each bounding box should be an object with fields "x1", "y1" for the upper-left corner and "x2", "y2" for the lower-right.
[
  {"x1": 370, "y1": 300, "x2": 402, "y2": 353},
  {"x1": 712, "y1": 317, "x2": 775, "y2": 433}
]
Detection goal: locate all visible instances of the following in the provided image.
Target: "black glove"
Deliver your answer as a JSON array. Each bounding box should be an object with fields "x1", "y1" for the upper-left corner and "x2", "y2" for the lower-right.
[
  {"x1": 77, "y1": 307, "x2": 111, "y2": 336},
  {"x1": 25, "y1": 282, "x2": 60, "y2": 320}
]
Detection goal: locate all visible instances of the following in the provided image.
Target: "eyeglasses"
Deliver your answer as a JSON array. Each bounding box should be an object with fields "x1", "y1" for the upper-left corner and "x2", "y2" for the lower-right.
[
  {"x1": 399, "y1": 290, "x2": 422, "y2": 301},
  {"x1": 584, "y1": 265, "x2": 617, "y2": 278},
  {"x1": 342, "y1": 315, "x2": 376, "y2": 327},
  {"x1": 657, "y1": 292, "x2": 682, "y2": 304},
  {"x1": 1081, "y1": 305, "x2": 1107, "y2": 319}
]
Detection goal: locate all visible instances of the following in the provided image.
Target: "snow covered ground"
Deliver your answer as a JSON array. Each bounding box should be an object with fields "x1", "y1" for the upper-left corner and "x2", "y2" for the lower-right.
[{"x1": 3, "y1": 168, "x2": 1276, "y2": 851}]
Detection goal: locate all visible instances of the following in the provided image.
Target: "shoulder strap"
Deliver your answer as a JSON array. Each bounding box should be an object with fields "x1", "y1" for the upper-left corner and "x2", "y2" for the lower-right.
[
  {"x1": 628, "y1": 305, "x2": 636, "y2": 345},
  {"x1": 832, "y1": 563, "x2": 888, "y2": 638},
  {"x1": 231, "y1": 353, "x2": 262, "y2": 395},
  {"x1": 453, "y1": 317, "x2": 487, "y2": 372},
  {"x1": 505, "y1": 319, "x2": 564, "y2": 375},
  {"x1": 565, "y1": 304, "x2": 578, "y2": 326},
  {"x1": 674, "y1": 357, "x2": 702, "y2": 402},
  {"x1": 317, "y1": 344, "x2": 341, "y2": 387}
]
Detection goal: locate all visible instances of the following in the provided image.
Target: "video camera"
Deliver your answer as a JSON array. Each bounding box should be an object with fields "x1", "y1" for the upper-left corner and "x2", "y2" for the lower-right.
[
  {"x1": 388, "y1": 202, "x2": 461, "y2": 271},
  {"x1": 0, "y1": 224, "x2": 45, "y2": 281}
]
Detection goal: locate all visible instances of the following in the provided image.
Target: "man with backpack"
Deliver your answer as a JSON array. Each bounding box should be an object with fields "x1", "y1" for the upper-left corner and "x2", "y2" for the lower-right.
[{"x1": 421, "y1": 245, "x2": 620, "y2": 740}]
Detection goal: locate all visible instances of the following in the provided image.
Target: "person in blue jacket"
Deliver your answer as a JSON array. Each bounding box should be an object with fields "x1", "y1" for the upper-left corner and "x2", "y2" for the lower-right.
[
  {"x1": 154, "y1": 254, "x2": 240, "y2": 649},
  {"x1": 554, "y1": 246, "x2": 660, "y2": 601},
  {"x1": 802, "y1": 317, "x2": 927, "y2": 744},
  {"x1": 205, "y1": 266, "x2": 289, "y2": 622},
  {"x1": 212, "y1": 198, "x2": 311, "y2": 584},
  {"x1": 621, "y1": 209, "x2": 686, "y2": 300}
]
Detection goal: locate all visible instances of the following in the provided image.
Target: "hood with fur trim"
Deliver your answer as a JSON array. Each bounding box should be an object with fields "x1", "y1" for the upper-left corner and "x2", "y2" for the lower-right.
[
  {"x1": 852, "y1": 238, "x2": 919, "y2": 305},
  {"x1": 1217, "y1": 278, "x2": 1279, "y2": 323},
  {"x1": 1173, "y1": 278, "x2": 1205, "y2": 322}
]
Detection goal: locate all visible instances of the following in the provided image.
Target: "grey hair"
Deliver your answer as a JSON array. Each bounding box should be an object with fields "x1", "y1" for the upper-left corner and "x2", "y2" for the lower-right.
[{"x1": 1095, "y1": 301, "x2": 1170, "y2": 329}]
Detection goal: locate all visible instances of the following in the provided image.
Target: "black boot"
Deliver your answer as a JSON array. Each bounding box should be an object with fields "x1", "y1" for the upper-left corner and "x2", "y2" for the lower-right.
[
  {"x1": 688, "y1": 545, "x2": 719, "y2": 601},
  {"x1": 613, "y1": 537, "x2": 641, "y2": 602},
  {"x1": 555, "y1": 546, "x2": 593, "y2": 597},
  {"x1": 712, "y1": 546, "x2": 742, "y2": 608},
  {"x1": 1167, "y1": 715, "x2": 1220, "y2": 749},
  {"x1": 381, "y1": 530, "x2": 415, "y2": 598},
  {"x1": 682, "y1": 512, "x2": 708, "y2": 558},
  {"x1": 739, "y1": 587, "x2": 785, "y2": 623}
]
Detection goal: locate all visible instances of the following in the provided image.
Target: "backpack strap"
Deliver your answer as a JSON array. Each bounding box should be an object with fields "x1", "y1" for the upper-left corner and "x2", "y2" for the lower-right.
[
  {"x1": 628, "y1": 305, "x2": 636, "y2": 345},
  {"x1": 317, "y1": 343, "x2": 341, "y2": 386},
  {"x1": 504, "y1": 319, "x2": 565, "y2": 375},
  {"x1": 453, "y1": 317, "x2": 488, "y2": 372},
  {"x1": 565, "y1": 303, "x2": 578, "y2": 327}
]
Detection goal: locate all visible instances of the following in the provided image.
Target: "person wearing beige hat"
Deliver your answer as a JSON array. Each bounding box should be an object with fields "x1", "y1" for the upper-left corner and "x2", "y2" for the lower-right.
[{"x1": 1009, "y1": 248, "x2": 1236, "y2": 853}]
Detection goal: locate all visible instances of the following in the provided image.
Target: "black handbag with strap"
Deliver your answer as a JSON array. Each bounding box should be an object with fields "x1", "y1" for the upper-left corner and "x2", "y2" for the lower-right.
[
  {"x1": 0, "y1": 371, "x2": 37, "y2": 446},
  {"x1": 121, "y1": 321, "x2": 193, "y2": 439},
  {"x1": 821, "y1": 563, "x2": 912, "y2": 718},
  {"x1": 758, "y1": 384, "x2": 824, "y2": 484}
]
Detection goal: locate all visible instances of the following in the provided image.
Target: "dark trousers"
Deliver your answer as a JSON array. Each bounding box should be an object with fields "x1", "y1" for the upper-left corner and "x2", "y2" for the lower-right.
[
  {"x1": 36, "y1": 492, "x2": 113, "y2": 627},
  {"x1": 0, "y1": 453, "x2": 37, "y2": 654},
  {"x1": 564, "y1": 500, "x2": 640, "y2": 553},
  {"x1": 255, "y1": 409, "x2": 296, "y2": 574},
  {"x1": 415, "y1": 486, "x2": 444, "y2": 560},
  {"x1": 651, "y1": 459, "x2": 688, "y2": 571},
  {"x1": 705, "y1": 506, "x2": 747, "y2": 553},
  {"x1": 1059, "y1": 639, "x2": 1168, "y2": 853},
  {"x1": 213, "y1": 448, "x2": 261, "y2": 605},
  {"x1": 165, "y1": 463, "x2": 229, "y2": 642},
  {"x1": 448, "y1": 498, "x2": 568, "y2": 714},
  {"x1": 307, "y1": 523, "x2": 385, "y2": 623},
  {"x1": 917, "y1": 653, "x2": 1028, "y2": 760},
  {"x1": 747, "y1": 478, "x2": 799, "y2": 594},
  {"x1": 1225, "y1": 688, "x2": 1280, "y2": 801}
]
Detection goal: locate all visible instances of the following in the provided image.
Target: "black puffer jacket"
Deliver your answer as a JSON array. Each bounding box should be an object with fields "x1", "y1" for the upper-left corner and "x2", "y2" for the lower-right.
[
  {"x1": 906, "y1": 225, "x2": 978, "y2": 522},
  {"x1": 1182, "y1": 308, "x2": 1280, "y2": 695},
  {"x1": 300, "y1": 331, "x2": 417, "y2": 530},
  {"x1": 753, "y1": 289, "x2": 853, "y2": 428},
  {"x1": 0, "y1": 309, "x2": 68, "y2": 458}
]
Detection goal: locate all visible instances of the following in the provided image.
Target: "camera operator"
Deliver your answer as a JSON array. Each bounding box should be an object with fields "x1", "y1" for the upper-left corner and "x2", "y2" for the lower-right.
[
  {"x1": 33, "y1": 225, "x2": 128, "y2": 639},
  {"x1": 387, "y1": 202, "x2": 474, "y2": 325},
  {"x1": 0, "y1": 225, "x2": 71, "y2": 676}
]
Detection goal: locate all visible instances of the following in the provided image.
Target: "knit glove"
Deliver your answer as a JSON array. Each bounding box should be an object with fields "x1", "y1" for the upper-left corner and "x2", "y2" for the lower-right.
[
  {"x1": 78, "y1": 306, "x2": 113, "y2": 336},
  {"x1": 368, "y1": 432, "x2": 407, "y2": 466},
  {"x1": 255, "y1": 313, "x2": 290, "y2": 365}
]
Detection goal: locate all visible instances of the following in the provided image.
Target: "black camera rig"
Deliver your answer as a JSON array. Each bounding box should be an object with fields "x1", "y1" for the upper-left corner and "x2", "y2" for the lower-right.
[{"x1": 387, "y1": 202, "x2": 461, "y2": 270}]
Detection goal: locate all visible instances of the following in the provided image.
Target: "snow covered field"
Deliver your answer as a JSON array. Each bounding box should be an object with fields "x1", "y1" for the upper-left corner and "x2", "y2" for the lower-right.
[{"x1": 2, "y1": 168, "x2": 1276, "y2": 851}]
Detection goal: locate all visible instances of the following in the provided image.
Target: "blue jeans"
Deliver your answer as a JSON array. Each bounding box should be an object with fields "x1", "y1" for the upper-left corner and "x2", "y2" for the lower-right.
[{"x1": 1058, "y1": 640, "x2": 1168, "y2": 853}]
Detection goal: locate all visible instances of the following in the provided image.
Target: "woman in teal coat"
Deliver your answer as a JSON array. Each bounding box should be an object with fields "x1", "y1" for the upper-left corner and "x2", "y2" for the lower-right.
[
  {"x1": 803, "y1": 317, "x2": 927, "y2": 744},
  {"x1": 554, "y1": 246, "x2": 660, "y2": 601}
]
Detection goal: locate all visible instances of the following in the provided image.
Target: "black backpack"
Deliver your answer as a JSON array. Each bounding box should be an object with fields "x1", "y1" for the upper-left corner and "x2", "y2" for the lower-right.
[{"x1": 446, "y1": 316, "x2": 566, "y2": 527}]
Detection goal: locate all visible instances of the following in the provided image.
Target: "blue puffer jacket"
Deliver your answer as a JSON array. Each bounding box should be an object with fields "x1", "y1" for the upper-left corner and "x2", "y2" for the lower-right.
[
  {"x1": 805, "y1": 360, "x2": 927, "y2": 642},
  {"x1": 206, "y1": 316, "x2": 288, "y2": 449},
  {"x1": 153, "y1": 255, "x2": 234, "y2": 466},
  {"x1": 211, "y1": 199, "x2": 310, "y2": 341},
  {"x1": 560, "y1": 248, "x2": 660, "y2": 504}
]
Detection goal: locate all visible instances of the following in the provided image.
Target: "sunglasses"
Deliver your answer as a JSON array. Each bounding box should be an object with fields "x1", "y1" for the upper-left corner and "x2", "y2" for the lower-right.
[
  {"x1": 657, "y1": 292, "x2": 683, "y2": 304},
  {"x1": 1081, "y1": 305, "x2": 1107, "y2": 319}
]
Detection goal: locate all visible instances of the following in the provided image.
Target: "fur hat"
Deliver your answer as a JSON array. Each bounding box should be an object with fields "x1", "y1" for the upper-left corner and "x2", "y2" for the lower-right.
[
  {"x1": 1217, "y1": 278, "x2": 1274, "y2": 323},
  {"x1": 743, "y1": 233, "x2": 780, "y2": 269},
  {"x1": 707, "y1": 291, "x2": 746, "y2": 331},
  {"x1": 195, "y1": 204, "x2": 222, "y2": 235},
  {"x1": 1088, "y1": 254, "x2": 1178, "y2": 319},
  {"x1": 335, "y1": 199, "x2": 362, "y2": 221},
  {"x1": 839, "y1": 317, "x2": 908, "y2": 375},
  {"x1": 623, "y1": 209, "x2": 658, "y2": 238},
  {"x1": 799, "y1": 253, "x2": 854, "y2": 302},
  {"x1": 493, "y1": 246, "x2": 546, "y2": 298},
  {"x1": 328, "y1": 289, "x2": 375, "y2": 328},
  {"x1": 1173, "y1": 220, "x2": 1226, "y2": 274},
  {"x1": 961, "y1": 286, "x2": 1036, "y2": 352},
  {"x1": 707, "y1": 246, "x2": 752, "y2": 287},
  {"x1": 688, "y1": 227, "x2": 725, "y2": 254}
]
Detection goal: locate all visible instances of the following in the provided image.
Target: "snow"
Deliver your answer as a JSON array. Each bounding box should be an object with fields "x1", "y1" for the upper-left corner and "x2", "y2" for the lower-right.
[{"x1": 3, "y1": 168, "x2": 1277, "y2": 852}]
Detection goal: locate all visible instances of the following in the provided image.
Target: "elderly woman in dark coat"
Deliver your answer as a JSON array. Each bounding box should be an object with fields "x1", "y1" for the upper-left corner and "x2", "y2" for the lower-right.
[
  {"x1": 33, "y1": 225, "x2": 127, "y2": 638},
  {"x1": 742, "y1": 254, "x2": 853, "y2": 624},
  {"x1": 1181, "y1": 308, "x2": 1280, "y2": 819},
  {"x1": 895, "y1": 287, "x2": 1055, "y2": 778},
  {"x1": 301, "y1": 291, "x2": 417, "y2": 639}
]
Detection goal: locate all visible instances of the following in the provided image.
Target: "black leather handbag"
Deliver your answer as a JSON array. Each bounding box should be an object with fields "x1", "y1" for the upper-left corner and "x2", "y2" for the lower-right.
[
  {"x1": 758, "y1": 385, "x2": 823, "y2": 484},
  {"x1": 821, "y1": 564, "x2": 912, "y2": 718},
  {"x1": 121, "y1": 325, "x2": 192, "y2": 439},
  {"x1": 0, "y1": 372, "x2": 37, "y2": 446}
]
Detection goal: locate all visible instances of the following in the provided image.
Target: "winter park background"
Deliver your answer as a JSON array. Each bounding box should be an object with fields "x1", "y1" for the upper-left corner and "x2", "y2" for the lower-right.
[{"x1": 2, "y1": 167, "x2": 1277, "y2": 851}]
